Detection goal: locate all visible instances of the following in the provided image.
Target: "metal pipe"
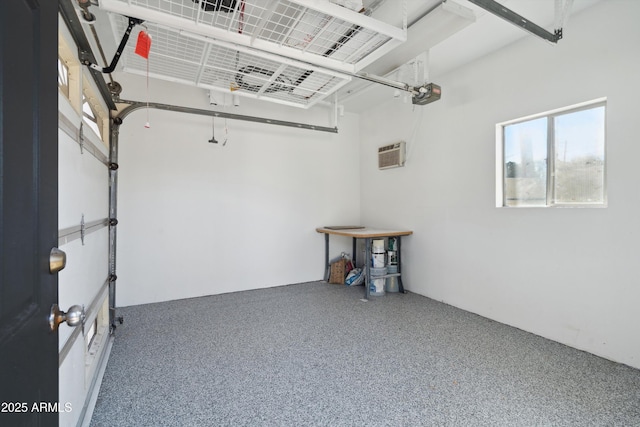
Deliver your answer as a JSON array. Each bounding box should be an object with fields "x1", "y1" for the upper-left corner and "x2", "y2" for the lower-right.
[
  {"x1": 354, "y1": 72, "x2": 415, "y2": 94},
  {"x1": 116, "y1": 100, "x2": 339, "y2": 133}
]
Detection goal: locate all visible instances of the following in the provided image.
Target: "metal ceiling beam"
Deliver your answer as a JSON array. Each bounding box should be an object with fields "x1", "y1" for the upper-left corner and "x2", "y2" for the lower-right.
[
  {"x1": 468, "y1": 0, "x2": 563, "y2": 43},
  {"x1": 353, "y1": 38, "x2": 404, "y2": 71},
  {"x1": 286, "y1": 0, "x2": 406, "y2": 41},
  {"x1": 194, "y1": 44, "x2": 214, "y2": 86}
]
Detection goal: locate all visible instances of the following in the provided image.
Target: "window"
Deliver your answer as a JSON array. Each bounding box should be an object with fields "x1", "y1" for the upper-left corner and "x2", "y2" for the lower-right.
[
  {"x1": 58, "y1": 56, "x2": 69, "y2": 98},
  {"x1": 498, "y1": 99, "x2": 606, "y2": 207},
  {"x1": 82, "y1": 93, "x2": 103, "y2": 140},
  {"x1": 86, "y1": 317, "x2": 97, "y2": 351}
]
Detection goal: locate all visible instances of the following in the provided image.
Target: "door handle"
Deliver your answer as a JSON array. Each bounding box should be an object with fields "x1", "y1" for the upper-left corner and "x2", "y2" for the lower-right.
[
  {"x1": 49, "y1": 248, "x2": 67, "y2": 273},
  {"x1": 49, "y1": 304, "x2": 85, "y2": 331}
]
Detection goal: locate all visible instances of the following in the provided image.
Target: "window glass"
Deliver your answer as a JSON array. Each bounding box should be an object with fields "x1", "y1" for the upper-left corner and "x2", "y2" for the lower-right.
[
  {"x1": 58, "y1": 57, "x2": 69, "y2": 98},
  {"x1": 553, "y1": 106, "x2": 605, "y2": 204},
  {"x1": 86, "y1": 318, "x2": 97, "y2": 350},
  {"x1": 82, "y1": 94, "x2": 102, "y2": 139},
  {"x1": 503, "y1": 117, "x2": 547, "y2": 207},
  {"x1": 499, "y1": 101, "x2": 605, "y2": 207}
]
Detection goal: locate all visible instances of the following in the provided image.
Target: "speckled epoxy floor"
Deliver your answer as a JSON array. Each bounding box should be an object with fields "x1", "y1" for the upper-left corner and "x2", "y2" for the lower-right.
[{"x1": 90, "y1": 282, "x2": 640, "y2": 426}]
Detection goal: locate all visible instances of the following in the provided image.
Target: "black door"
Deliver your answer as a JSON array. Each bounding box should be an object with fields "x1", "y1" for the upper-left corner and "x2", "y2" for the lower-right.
[{"x1": 0, "y1": 1, "x2": 59, "y2": 426}]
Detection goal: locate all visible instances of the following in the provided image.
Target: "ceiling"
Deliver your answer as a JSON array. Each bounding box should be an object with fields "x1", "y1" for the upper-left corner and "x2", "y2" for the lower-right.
[
  {"x1": 79, "y1": 0, "x2": 602, "y2": 113},
  {"x1": 339, "y1": 0, "x2": 602, "y2": 111}
]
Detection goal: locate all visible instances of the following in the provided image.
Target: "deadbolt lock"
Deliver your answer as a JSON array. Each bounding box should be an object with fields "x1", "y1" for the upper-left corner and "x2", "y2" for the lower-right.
[
  {"x1": 49, "y1": 304, "x2": 85, "y2": 331},
  {"x1": 49, "y1": 248, "x2": 67, "y2": 274}
]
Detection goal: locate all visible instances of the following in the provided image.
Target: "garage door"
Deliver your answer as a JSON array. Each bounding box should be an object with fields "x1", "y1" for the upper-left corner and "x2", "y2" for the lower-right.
[{"x1": 57, "y1": 26, "x2": 113, "y2": 427}]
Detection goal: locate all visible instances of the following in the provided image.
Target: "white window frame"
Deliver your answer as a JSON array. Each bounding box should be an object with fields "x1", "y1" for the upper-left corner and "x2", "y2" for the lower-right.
[
  {"x1": 58, "y1": 34, "x2": 82, "y2": 111},
  {"x1": 81, "y1": 75, "x2": 109, "y2": 147},
  {"x1": 59, "y1": 26, "x2": 108, "y2": 149},
  {"x1": 496, "y1": 98, "x2": 607, "y2": 208}
]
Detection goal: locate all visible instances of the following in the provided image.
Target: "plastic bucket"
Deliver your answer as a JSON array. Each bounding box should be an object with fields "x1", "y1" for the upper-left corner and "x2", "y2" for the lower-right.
[
  {"x1": 370, "y1": 278, "x2": 385, "y2": 296},
  {"x1": 385, "y1": 276, "x2": 399, "y2": 293},
  {"x1": 372, "y1": 253, "x2": 385, "y2": 268},
  {"x1": 371, "y1": 238, "x2": 386, "y2": 267},
  {"x1": 370, "y1": 266, "x2": 387, "y2": 276},
  {"x1": 387, "y1": 250, "x2": 397, "y2": 265},
  {"x1": 372, "y1": 239, "x2": 385, "y2": 252}
]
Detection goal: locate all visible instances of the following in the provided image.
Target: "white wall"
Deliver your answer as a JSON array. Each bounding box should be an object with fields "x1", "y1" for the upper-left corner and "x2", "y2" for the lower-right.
[
  {"x1": 358, "y1": 0, "x2": 640, "y2": 369},
  {"x1": 115, "y1": 75, "x2": 360, "y2": 306}
]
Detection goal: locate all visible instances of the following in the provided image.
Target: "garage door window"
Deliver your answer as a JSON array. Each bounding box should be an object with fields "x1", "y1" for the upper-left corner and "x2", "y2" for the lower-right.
[
  {"x1": 58, "y1": 56, "x2": 69, "y2": 99},
  {"x1": 82, "y1": 93, "x2": 103, "y2": 140}
]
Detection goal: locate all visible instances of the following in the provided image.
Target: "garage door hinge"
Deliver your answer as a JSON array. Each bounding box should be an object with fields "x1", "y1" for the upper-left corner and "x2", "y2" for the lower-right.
[
  {"x1": 79, "y1": 122, "x2": 85, "y2": 154},
  {"x1": 80, "y1": 214, "x2": 86, "y2": 246}
]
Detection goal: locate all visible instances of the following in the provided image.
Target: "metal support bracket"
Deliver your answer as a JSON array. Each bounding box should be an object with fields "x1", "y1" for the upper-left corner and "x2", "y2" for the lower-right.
[
  {"x1": 79, "y1": 122, "x2": 85, "y2": 154},
  {"x1": 83, "y1": 16, "x2": 144, "y2": 74},
  {"x1": 78, "y1": 50, "x2": 94, "y2": 70},
  {"x1": 80, "y1": 214, "x2": 86, "y2": 246}
]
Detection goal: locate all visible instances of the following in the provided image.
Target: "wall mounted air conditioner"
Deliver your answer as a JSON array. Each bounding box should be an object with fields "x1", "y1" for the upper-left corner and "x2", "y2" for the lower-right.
[{"x1": 378, "y1": 141, "x2": 406, "y2": 170}]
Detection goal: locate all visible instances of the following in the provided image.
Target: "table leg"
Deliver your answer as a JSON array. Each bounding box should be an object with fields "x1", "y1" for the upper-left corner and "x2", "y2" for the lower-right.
[
  {"x1": 324, "y1": 233, "x2": 330, "y2": 281},
  {"x1": 397, "y1": 235, "x2": 405, "y2": 293},
  {"x1": 365, "y1": 237, "x2": 371, "y2": 299},
  {"x1": 352, "y1": 237, "x2": 356, "y2": 266}
]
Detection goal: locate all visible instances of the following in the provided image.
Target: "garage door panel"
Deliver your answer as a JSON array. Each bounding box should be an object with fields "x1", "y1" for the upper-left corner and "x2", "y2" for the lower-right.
[
  {"x1": 58, "y1": 74, "x2": 112, "y2": 426},
  {"x1": 57, "y1": 229, "x2": 109, "y2": 352},
  {"x1": 58, "y1": 125, "x2": 109, "y2": 230}
]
